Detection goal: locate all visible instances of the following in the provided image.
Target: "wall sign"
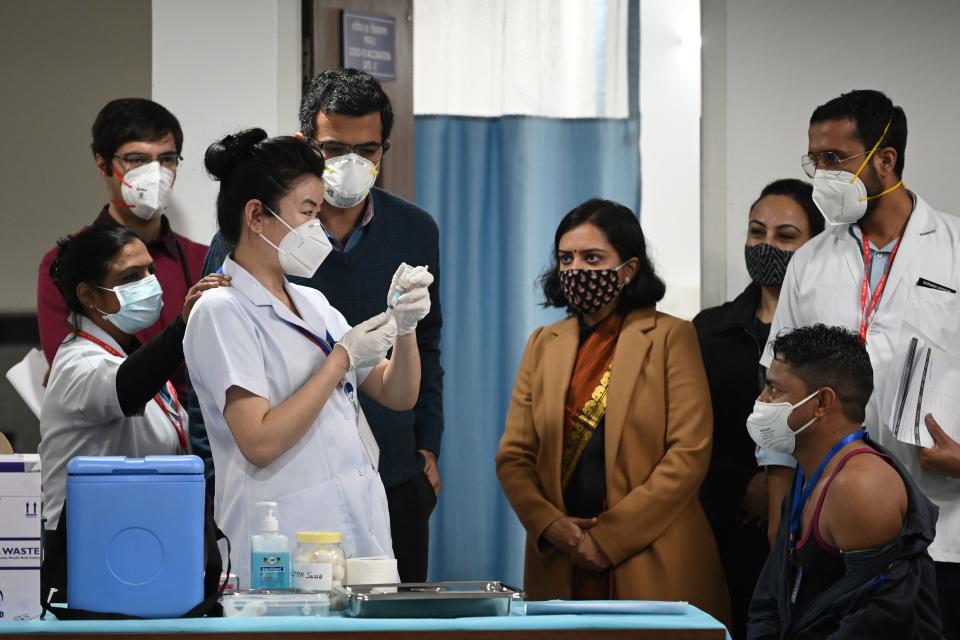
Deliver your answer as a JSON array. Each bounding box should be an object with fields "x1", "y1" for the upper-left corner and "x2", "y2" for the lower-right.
[{"x1": 342, "y1": 11, "x2": 397, "y2": 82}]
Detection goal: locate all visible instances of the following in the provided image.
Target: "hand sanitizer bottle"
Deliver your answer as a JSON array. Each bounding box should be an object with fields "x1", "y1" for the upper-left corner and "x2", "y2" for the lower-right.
[{"x1": 250, "y1": 501, "x2": 290, "y2": 590}]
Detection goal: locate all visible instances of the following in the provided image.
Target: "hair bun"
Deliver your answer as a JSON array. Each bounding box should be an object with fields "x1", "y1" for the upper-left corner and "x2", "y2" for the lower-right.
[{"x1": 205, "y1": 127, "x2": 268, "y2": 181}]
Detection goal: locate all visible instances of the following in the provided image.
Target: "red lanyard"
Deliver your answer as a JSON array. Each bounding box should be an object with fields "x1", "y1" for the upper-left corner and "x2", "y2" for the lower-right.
[
  {"x1": 75, "y1": 331, "x2": 188, "y2": 452},
  {"x1": 859, "y1": 232, "x2": 902, "y2": 344}
]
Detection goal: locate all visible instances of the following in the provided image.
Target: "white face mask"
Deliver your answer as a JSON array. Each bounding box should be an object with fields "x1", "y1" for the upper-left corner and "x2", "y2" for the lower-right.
[
  {"x1": 119, "y1": 161, "x2": 175, "y2": 221},
  {"x1": 323, "y1": 153, "x2": 378, "y2": 208},
  {"x1": 811, "y1": 169, "x2": 870, "y2": 225},
  {"x1": 746, "y1": 389, "x2": 820, "y2": 455},
  {"x1": 258, "y1": 206, "x2": 332, "y2": 278},
  {"x1": 96, "y1": 274, "x2": 164, "y2": 334}
]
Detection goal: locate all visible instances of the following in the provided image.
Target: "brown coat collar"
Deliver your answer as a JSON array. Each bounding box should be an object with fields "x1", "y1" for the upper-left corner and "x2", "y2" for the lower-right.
[{"x1": 540, "y1": 309, "x2": 657, "y2": 502}]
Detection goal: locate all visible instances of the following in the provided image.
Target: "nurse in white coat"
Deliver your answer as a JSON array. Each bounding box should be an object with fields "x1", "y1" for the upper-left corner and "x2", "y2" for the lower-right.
[
  {"x1": 184, "y1": 129, "x2": 428, "y2": 588},
  {"x1": 758, "y1": 89, "x2": 960, "y2": 635}
]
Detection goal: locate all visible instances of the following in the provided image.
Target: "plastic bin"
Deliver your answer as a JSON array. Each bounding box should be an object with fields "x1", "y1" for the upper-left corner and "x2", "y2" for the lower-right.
[{"x1": 66, "y1": 455, "x2": 205, "y2": 618}]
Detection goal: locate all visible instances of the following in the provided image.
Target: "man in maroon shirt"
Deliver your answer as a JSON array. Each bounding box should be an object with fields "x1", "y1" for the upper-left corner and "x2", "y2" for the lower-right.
[{"x1": 37, "y1": 98, "x2": 207, "y2": 398}]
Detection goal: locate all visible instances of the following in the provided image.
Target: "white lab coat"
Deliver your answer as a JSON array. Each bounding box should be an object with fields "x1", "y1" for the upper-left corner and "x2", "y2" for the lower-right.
[
  {"x1": 184, "y1": 256, "x2": 393, "y2": 588},
  {"x1": 761, "y1": 194, "x2": 960, "y2": 562},
  {"x1": 38, "y1": 316, "x2": 181, "y2": 530}
]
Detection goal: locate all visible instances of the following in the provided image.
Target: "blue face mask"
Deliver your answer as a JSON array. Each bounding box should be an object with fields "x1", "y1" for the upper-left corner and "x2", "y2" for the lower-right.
[{"x1": 97, "y1": 274, "x2": 164, "y2": 334}]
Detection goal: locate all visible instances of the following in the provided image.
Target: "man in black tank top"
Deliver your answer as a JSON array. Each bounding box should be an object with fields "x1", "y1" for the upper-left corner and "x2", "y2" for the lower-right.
[{"x1": 747, "y1": 325, "x2": 942, "y2": 639}]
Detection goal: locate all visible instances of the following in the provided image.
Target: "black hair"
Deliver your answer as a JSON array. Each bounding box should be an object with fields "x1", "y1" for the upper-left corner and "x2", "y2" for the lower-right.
[
  {"x1": 771, "y1": 324, "x2": 873, "y2": 423},
  {"x1": 49, "y1": 226, "x2": 141, "y2": 323},
  {"x1": 299, "y1": 69, "x2": 394, "y2": 141},
  {"x1": 91, "y1": 98, "x2": 184, "y2": 176},
  {"x1": 205, "y1": 128, "x2": 326, "y2": 243},
  {"x1": 750, "y1": 178, "x2": 825, "y2": 237},
  {"x1": 810, "y1": 89, "x2": 907, "y2": 178},
  {"x1": 540, "y1": 198, "x2": 665, "y2": 313}
]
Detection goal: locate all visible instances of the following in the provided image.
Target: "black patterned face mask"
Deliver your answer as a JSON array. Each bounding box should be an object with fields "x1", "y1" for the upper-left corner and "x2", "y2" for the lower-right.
[
  {"x1": 559, "y1": 264, "x2": 626, "y2": 314},
  {"x1": 744, "y1": 243, "x2": 794, "y2": 287}
]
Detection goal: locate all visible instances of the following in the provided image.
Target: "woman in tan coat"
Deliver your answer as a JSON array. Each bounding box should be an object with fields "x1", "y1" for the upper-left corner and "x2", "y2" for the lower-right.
[{"x1": 496, "y1": 199, "x2": 729, "y2": 623}]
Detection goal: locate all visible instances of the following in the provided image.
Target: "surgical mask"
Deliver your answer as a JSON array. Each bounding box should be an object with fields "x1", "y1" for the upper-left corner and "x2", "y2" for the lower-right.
[
  {"x1": 259, "y1": 205, "x2": 332, "y2": 278},
  {"x1": 323, "y1": 153, "x2": 378, "y2": 208},
  {"x1": 744, "y1": 243, "x2": 794, "y2": 288},
  {"x1": 119, "y1": 161, "x2": 175, "y2": 221},
  {"x1": 810, "y1": 119, "x2": 904, "y2": 225},
  {"x1": 746, "y1": 389, "x2": 820, "y2": 455},
  {"x1": 559, "y1": 262, "x2": 630, "y2": 315},
  {"x1": 97, "y1": 274, "x2": 164, "y2": 334}
]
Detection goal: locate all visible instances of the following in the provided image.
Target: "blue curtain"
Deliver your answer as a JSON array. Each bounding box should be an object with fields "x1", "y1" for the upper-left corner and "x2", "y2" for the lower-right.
[{"x1": 416, "y1": 115, "x2": 639, "y2": 586}]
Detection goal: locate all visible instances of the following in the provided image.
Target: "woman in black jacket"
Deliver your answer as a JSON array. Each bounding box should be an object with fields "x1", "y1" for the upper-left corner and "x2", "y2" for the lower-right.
[{"x1": 693, "y1": 178, "x2": 823, "y2": 639}]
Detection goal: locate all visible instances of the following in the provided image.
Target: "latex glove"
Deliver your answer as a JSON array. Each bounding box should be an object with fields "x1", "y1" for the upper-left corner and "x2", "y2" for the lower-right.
[
  {"x1": 337, "y1": 312, "x2": 397, "y2": 371},
  {"x1": 386, "y1": 263, "x2": 434, "y2": 335}
]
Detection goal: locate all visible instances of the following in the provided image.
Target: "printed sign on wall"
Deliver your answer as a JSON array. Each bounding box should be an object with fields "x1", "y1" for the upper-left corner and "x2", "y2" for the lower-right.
[{"x1": 342, "y1": 11, "x2": 397, "y2": 82}]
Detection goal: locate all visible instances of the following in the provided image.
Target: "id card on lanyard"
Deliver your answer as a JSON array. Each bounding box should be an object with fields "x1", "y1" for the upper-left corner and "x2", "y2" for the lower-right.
[
  {"x1": 281, "y1": 320, "x2": 380, "y2": 470},
  {"x1": 74, "y1": 330, "x2": 188, "y2": 452},
  {"x1": 859, "y1": 232, "x2": 902, "y2": 344}
]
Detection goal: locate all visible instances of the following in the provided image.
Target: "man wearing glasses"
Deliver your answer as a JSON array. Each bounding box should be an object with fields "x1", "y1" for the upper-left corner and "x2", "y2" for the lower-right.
[
  {"x1": 193, "y1": 69, "x2": 444, "y2": 583},
  {"x1": 36, "y1": 98, "x2": 208, "y2": 399},
  {"x1": 757, "y1": 89, "x2": 960, "y2": 638}
]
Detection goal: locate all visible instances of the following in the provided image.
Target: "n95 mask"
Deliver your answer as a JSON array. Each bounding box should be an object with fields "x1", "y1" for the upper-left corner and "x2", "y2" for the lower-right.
[
  {"x1": 119, "y1": 161, "x2": 175, "y2": 221},
  {"x1": 259, "y1": 206, "x2": 332, "y2": 278},
  {"x1": 323, "y1": 153, "x2": 378, "y2": 209},
  {"x1": 746, "y1": 389, "x2": 820, "y2": 455},
  {"x1": 811, "y1": 170, "x2": 871, "y2": 226}
]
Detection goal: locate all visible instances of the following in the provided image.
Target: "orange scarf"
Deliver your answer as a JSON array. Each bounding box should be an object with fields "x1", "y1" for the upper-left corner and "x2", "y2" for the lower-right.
[{"x1": 561, "y1": 312, "x2": 624, "y2": 489}]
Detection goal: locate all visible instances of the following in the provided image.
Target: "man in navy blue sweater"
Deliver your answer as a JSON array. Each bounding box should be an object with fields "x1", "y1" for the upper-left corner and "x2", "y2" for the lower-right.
[{"x1": 188, "y1": 69, "x2": 443, "y2": 582}]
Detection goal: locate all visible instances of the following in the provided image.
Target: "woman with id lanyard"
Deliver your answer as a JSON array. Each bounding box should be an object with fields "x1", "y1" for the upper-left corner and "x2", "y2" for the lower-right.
[
  {"x1": 39, "y1": 226, "x2": 227, "y2": 599},
  {"x1": 184, "y1": 129, "x2": 426, "y2": 588}
]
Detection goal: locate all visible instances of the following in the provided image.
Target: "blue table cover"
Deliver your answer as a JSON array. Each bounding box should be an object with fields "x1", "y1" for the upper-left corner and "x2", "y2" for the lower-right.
[{"x1": 0, "y1": 602, "x2": 730, "y2": 639}]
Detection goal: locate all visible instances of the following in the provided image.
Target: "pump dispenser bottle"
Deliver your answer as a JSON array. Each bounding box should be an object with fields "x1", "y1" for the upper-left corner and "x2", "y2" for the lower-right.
[{"x1": 250, "y1": 501, "x2": 290, "y2": 589}]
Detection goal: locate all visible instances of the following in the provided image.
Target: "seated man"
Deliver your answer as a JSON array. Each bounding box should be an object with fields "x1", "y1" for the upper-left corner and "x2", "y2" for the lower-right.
[{"x1": 747, "y1": 324, "x2": 942, "y2": 639}]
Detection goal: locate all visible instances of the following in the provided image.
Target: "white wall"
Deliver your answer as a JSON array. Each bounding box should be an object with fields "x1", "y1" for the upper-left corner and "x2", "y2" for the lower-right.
[
  {"x1": 640, "y1": 0, "x2": 701, "y2": 319},
  {"x1": 152, "y1": 0, "x2": 302, "y2": 245},
  {"x1": 702, "y1": 0, "x2": 960, "y2": 308},
  {"x1": 0, "y1": 0, "x2": 151, "y2": 313}
]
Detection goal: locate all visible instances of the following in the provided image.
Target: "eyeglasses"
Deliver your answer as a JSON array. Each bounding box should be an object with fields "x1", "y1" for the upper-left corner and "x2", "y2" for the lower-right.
[
  {"x1": 114, "y1": 152, "x2": 182, "y2": 171},
  {"x1": 800, "y1": 150, "x2": 870, "y2": 178},
  {"x1": 313, "y1": 140, "x2": 390, "y2": 161}
]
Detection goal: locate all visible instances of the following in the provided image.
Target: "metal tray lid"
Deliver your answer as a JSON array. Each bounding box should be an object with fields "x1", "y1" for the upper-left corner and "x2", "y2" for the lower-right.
[
  {"x1": 67, "y1": 455, "x2": 204, "y2": 476},
  {"x1": 341, "y1": 581, "x2": 525, "y2": 601}
]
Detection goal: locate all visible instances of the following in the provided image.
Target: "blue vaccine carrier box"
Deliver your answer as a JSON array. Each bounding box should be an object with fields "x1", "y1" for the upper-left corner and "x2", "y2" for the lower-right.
[{"x1": 66, "y1": 455, "x2": 205, "y2": 618}]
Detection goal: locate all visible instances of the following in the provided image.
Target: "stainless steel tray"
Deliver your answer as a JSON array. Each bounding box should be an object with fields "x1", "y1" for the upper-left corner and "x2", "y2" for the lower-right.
[{"x1": 340, "y1": 581, "x2": 525, "y2": 618}]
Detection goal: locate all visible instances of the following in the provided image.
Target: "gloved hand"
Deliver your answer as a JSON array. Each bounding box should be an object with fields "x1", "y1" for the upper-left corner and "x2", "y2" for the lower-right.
[
  {"x1": 337, "y1": 312, "x2": 397, "y2": 371},
  {"x1": 386, "y1": 263, "x2": 434, "y2": 336}
]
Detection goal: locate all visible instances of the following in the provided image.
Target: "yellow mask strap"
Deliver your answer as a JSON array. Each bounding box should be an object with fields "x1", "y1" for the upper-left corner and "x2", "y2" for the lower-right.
[
  {"x1": 851, "y1": 119, "x2": 892, "y2": 183},
  {"x1": 859, "y1": 179, "x2": 905, "y2": 203}
]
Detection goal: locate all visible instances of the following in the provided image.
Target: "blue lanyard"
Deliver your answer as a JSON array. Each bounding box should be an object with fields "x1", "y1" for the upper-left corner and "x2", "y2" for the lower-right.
[
  {"x1": 217, "y1": 264, "x2": 357, "y2": 400},
  {"x1": 281, "y1": 318, "x2": 337, "y2": 357},
  {"x1": 788, "y1": 429, "x2": 867, "y2": 548},
  {"x1": 279, "y1": 318, "x2": 357, "y2": 401},
  {"x1": 216, "y1": 266, "x2": 339, "y2": 355}
]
